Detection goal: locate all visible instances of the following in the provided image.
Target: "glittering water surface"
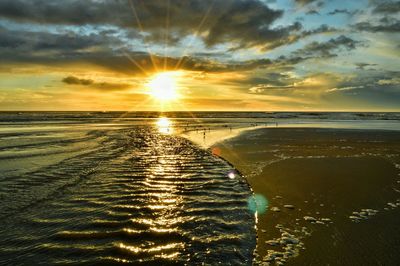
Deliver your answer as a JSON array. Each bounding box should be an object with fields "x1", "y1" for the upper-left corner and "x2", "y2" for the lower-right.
[{"x1": 0, "y1": 115, "x2": 256, "y2": 265}]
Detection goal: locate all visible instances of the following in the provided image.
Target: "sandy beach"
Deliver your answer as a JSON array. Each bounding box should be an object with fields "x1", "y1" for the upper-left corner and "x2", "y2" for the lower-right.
[{"x1": 213, "y1": 128, "x2": 400, "y2": 265}]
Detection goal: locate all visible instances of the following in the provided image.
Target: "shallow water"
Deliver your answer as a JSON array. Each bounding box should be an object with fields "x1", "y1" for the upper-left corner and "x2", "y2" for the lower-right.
[{"x1": 0, "y1": 116, "x2": 255, "y2": 265}]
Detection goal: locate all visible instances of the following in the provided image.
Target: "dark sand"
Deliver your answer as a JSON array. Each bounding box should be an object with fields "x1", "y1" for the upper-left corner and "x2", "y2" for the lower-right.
[{"x1": 213, "y1": 128, "x2": 400, "y2": 265}]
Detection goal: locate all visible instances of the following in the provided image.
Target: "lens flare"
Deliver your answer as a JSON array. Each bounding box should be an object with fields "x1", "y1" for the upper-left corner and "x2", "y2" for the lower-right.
[
  {"x1": 227, "y1": 170, "x2": 237, "y2": 179},
  {"x1": 248, "y1": 194, "x2": 268, "y2": 215}
]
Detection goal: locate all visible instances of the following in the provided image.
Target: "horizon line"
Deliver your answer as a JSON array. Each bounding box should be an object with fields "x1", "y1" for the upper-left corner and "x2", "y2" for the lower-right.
[{"x1": 0, "y1": 110, "x2": 399, "y2": 113}]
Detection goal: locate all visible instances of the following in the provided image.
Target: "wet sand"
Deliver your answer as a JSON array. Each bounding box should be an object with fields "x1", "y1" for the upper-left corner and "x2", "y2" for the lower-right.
[{"x1": 213, "y1": 128, "x2": 400, "y2": 265}]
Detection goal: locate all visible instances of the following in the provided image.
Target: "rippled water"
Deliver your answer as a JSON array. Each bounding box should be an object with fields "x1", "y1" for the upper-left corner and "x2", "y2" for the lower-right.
[{"x1": 0, "y1": 119, "x2": 256, "y2": 265}]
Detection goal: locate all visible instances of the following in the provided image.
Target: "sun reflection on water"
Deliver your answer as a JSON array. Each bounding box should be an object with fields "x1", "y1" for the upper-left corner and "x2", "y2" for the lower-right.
[
  {"x1": 156, "y1": 117, "x2": 173, "y2": 134},
  {"x1": 128, "y1": 135, "x2": 184, "y2": 260}
]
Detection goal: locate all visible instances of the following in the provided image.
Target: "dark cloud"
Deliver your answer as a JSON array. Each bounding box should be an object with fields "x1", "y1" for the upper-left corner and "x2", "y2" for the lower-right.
[
  {"x1": 0, "y1": 0, "x2": 130, "y2": 26},
  {"x1": 6, "y1": 11, "x2": 341, "y2": 76},
  {"x1": 372, "y1": 1, "x2": 400, "y2": 14},
  {"x1": 355, "y1": 63, "x2": 378, "y2": 70},
  {"x1": 0, "y1": 21, "x2": 336, "y2": 75},
  {"x1": 233, "y1": 72, "x2": 296, "y2": 89},
  {"x1": 306, "y1": 9, "x2": 320, "y2": 15},
  {"x1": 301, "y1": 24, "x2": 337, "y2": 36},
  {"x1": 0, "y1": 0, "x2": 339, "y2": 52},
  {"x1": 0, "y1": 24, "x2": 277, "y2": 75},
  {"x1": 62, "y1": 76, "x2": 94, "y2": 86},
  {"x1": 0, "y1": 26, "x2": 125, "y2": 52},
  {"x1": 353, "y1": 2, "x2": 400, "y2": 33},
  {"x1": 62, "y1": 75, "x2": 131, "y2": 91},
  {"x1": 240, "y1": 23, "x2": 337, "y2": 51},
  {"x1": 354, "y1": 20, "x2": 400, "y2": 32},
  {"x1": 0, "y1": 0, "x2": 305, "y2": 51},
  {"x1": 327, "y1": 9, "x2": 355, "y2": 16},
  {"x1": 263, "y1": 36, "x2": 362, "y2": 70},
  {"x1": 179, "y1": 57, "x2": 273, "y2": 72},
  {"x1": 231, "y1": 22, "x2": 303, "y2": 51},
  {"x1": 334, "y1": 70, "x2": 400, "y2": 90},
  {"x1": 199, "y1": 0, "x2": 283, "y2": 49},
  {"x1": 293, "y1": 35, "x2": 362, "y2": 58}
]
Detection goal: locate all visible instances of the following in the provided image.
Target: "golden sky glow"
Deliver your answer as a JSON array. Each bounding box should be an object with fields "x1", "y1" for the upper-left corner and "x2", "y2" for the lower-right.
[{"x1": 0, "y1": 0, "x2": 398, "y2": 111}]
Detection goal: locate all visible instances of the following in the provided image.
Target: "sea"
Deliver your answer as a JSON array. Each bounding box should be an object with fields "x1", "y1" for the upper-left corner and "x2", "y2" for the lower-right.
[{"x1": 0, "y1": 111, "x2": 399, "y2": 265}]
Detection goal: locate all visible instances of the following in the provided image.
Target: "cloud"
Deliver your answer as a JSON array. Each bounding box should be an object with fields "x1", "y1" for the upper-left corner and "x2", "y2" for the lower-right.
[
  {"x1": 320, "y1": 70, "x2": 400, "y2": 109},
  {"x1": 326, "y1": 86, "x2": 363, "y2": 93},
  {"x1": 377, "y1": 77, "x2": 400, "y2": 85},
  {"x1": 300, "y1": 24, "x2": 337, "y2": 37},
  {"x1": 0, "y1": 0, "x2": 398, "y2": 111},
  {"x1": 245, "y1": 73, "x2": 342, "y2": 96},
  {"x1": 249, "y1": 86, "x2": 266, "y2": 94},
  {"x1": 62, "y1": 75, "x2": 131, "y2": 91},
  {"x1": 245, "y1": 70, "x2": 400, "y2": 110},
  {"x1": 0, "y1": 25, "x2": 126, "y2": 56},
  {"x1": 249, "y1": 84, "x2": 293, "y2": 93},
  {"x1": 306, "y1": 9, "x2": 320, "y2": 15},
  {"x1": 0, "y1": 0, "x2": 305, "y2": 51},
  {"x1": 355, "y1": 63, "x2": 378, "y2": 70},
  {"x1": 352, "y1": 1, "x2": 400, "y2": 33},
  {"x1": 242, "y1": 23, "x2": 337, "y2": 51},
  {"x1": 0, "y1": 0, "x2": 131, "y2": 26},
  {"x1": 0, "y1": 0, "x2": 340, "y2": 52},
  {"x1": 0, "y1": 0, "x2": 345, "y2": 78},
  {"x1": 334, "y1": 70, "x2": 400, "y2": 92},
  {"x1": 0, "y1": 23, "x2": 287, "y2": 75},
  {"x1": 353, "y1": 20, "x2": 400, "y2": 32},
  {"x1": 372, "y1": 1, "x2": 400, "y2": 14},
  {"x1": 327, "y1": 9, "x2": 355, "y2": 16},
  {"x1": 62, "y1": 76, "x2": 93, "y2": 85},
  {"x1": 293, "y1": 35, "x2": 362, "y2": 58}
]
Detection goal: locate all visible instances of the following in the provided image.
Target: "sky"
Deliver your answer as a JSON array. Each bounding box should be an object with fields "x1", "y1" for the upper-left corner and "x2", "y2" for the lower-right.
[{"x1": 0, "y1": 0, "x2": 399, "y2": 111}]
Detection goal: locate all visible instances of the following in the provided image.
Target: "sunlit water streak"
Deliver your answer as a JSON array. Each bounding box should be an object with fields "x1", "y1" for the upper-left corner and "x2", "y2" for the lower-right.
[{"x1": 0, "y1": 120, "x2": 255, "y2": 265}]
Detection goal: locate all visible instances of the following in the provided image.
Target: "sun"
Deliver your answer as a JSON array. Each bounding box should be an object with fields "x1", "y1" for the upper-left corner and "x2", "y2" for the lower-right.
[{"x1": 147, "y1": 71, "x2": 181, "y2": 101}]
